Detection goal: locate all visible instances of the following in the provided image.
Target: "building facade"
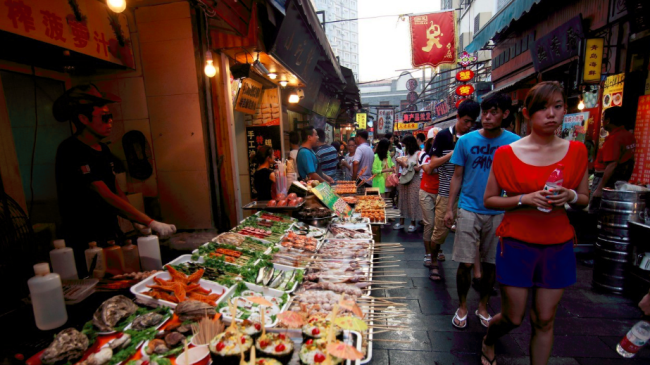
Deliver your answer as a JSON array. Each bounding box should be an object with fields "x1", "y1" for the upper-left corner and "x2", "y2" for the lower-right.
[{"x1": 312, "y1": 0, "x2": 360, "y2": 81}]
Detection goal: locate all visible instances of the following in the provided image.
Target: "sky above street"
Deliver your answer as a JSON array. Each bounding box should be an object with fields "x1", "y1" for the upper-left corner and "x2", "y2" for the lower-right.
[{"x1": 358, "y1": 0, "x2": 441, "y2": 83}]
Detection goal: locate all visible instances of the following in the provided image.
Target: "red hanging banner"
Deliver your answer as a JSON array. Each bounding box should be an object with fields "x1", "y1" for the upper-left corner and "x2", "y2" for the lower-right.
[{"x1": 410, "y1": 11, "x2": 456, "y2": 68}]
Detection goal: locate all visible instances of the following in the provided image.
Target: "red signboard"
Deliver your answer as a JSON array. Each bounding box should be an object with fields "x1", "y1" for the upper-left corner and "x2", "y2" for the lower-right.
[
  {"x1": 435, "y1": 101, "x2": 449, "y2": 116},
  {"x1": 456, "y1": 69, "x2": 475, "y2": 82},
  {"x1": 403, "y1": 111, "x2": 432, "y2": 123},
  {"x1": 455, "y1": 84, "x2": 475, "y2": 96},
  {"x1": 630, "y1": 95, "x2": 650, "y2": 184},
  {"x1": 410, "y1": 11, "x2": 456, "y2": 68}
]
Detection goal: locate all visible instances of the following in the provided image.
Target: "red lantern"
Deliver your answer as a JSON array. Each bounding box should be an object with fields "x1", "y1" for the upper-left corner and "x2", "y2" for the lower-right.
[
  {"x1": 455, "y1": 84, "x2": 475, "y2": 96},
  {"x1": 456, "y1": 98, "x2": 467, "y2": 109},
  {"x1": 456, "y1": 69, "x2": 475, "y2": 82}
]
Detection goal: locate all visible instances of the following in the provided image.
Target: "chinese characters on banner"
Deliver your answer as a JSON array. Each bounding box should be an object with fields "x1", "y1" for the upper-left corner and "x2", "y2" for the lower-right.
[
  {"x1": 356, "y1": 113, "x2": 367, "y2": 129},
  {"x1": 246, "y1": 125, "x2": 282, "y2": 199},
  {"x1": 396, "y1": 123, "x2": 419, "y2": 131},
  {"x1": 409, "y1": 11, "x2": 456, "y2": 68},
  {"x1": 557, "y1": 112, "x2": 589, "y2": 142},
  {"x1": 435, "y1": 101, "x2": 449, "y2": 116},
  {"x1": 402, "y1": 111, "x2": 432, "y2": 123},
  {"x1": 603, "y1": 73, "x2": 625, "y2": 110},
  {"x1": 235, "y1": 78, "x2": 263, "y2": 115},
  {"x1": 531, "y1": 15, "x2": 584, "y2": 72},
  {"x1": 630, "y1": 95, "x2": 650, "y2": 184},
  {"x1": 377, "y1": 108, "x2": 394, "y2": 135},
  {"x1": 583, "y1": 38, "x2": 604, "y2": 83},
  {"x1": 0, "y1": 0, "x2": 134, "y2": 68}
]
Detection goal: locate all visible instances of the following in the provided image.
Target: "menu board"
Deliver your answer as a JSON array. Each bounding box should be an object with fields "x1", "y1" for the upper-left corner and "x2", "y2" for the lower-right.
[
  {"x1": 630, "y1": 95, "x2": 650, "y2": 184},
  {"x1": 310, "y1": 183, "x2": 353, "y2": 217},
  {"x1": 246, "y1": 125, "x2": 282, "y2": 199},
  {"x1": 557, "y1": 112, "x2": 589, "y2": 142}
]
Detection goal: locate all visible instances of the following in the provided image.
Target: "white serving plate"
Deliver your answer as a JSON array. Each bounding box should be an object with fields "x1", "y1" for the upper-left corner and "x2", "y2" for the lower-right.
[
  {"x1": 255, "y1": 210, "x2": 298, "y2": 223},
  {"x1": 215, "y1": 282, "x2": 290, "y2": 328},
  {"x1": 189, "y1": 243, "x2": 272, "y2": 267},
  {"x1": 130, "y1": 272, "x2": 228, "y2": 309},
  {"x1": 247, "y1": 264, "x2": 303, "y2": 295}
]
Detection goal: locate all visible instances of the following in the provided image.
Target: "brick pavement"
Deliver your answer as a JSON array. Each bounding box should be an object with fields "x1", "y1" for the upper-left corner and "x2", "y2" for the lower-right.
[{"x1": 368, "y1": 226, "x2": 649, "y2": 364}]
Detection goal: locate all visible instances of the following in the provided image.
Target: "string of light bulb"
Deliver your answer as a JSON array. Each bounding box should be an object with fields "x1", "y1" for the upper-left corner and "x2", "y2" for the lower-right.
[{"x1": 107, "y1": 0, "x2": 126, "y2": 13}]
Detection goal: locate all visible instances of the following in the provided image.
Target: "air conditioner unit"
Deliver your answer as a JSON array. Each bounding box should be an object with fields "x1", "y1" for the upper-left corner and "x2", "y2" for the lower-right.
[{"x1": 459, "y1": 32, "x2": 473, "y2": 52}]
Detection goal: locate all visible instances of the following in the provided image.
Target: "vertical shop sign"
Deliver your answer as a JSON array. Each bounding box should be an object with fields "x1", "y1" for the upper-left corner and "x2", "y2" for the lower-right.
[
  {"x1": 356, "y1": 113, "x2": 367, "y2": 129},
  {"x1": 630, "y1": 95, "x2": 650, "y2": 184},
  {"x1": 583, "y1": 38, "x2": 604, "y2": 83},
  {"x1": 0, "y1": 0, "x2": 133, "y2": 68},
  {"x1": 246, "y1": 125, "x2": 282, "y2": 199},
  {"x1": 603, "y1": 73, "x2": 625, "y2": 110},
  {"x1": 531, "y1": 15, "x2": 584, "y2": 72},
  {"x1": 235, "y1": 78, "x2": 263, "y2": 114},
  {"x1": 409, "y1": 11, "x2": 456, "y2": 68},
  {"x1": 377, "y1": 109, "x2": 394, "y2": 134}
]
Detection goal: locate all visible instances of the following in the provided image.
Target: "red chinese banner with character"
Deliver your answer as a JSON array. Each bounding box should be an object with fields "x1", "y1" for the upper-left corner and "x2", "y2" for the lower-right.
[
  {"x1": 630, "y1": 95, "x2": 650, "y2": 185},
  {"x1": 0, "y1": 0, "x2": 134, "y2": 68},
  {"x1": 410, "y1": 11, "x2": 456, "y2": 68}
]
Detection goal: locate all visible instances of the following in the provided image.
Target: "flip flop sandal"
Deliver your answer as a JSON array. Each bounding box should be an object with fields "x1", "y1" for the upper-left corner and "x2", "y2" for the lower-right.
[
  {"x1": 429, "y1": 267, "x2": 441, "y2": 281},
  {"x1": 437, "y1": 251, "x2": 446, "y2": 261},
  {"x1": 481, "y1": 351, "x2": 497, "y2": 365},
  {"x1": 475, "y1": 310, "x2": 492, "y2": 328},
  {"x1": 452, "y1": 308, "x2": 467, "y2": 329}
]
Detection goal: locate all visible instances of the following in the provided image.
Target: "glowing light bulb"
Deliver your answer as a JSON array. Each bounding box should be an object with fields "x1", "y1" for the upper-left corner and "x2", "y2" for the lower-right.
[
  {"x1": 204, "y1": 51, "x2": 216, "y2": 77},
  {"x1": 107, "y1": 0, "x2": 127, "y2": 13},
  {"x1": 279, "y1": 80, "x2": 288, "y2": 87},
  {"x1": 289, "y1": 94, "x2": 300, "y2": 103},
  {"x1": 578, "y1": 99, "x2": 585, "y2": 110},
  {"x1": 268, "y1": 73, "x2": 277, "y2": 80}
]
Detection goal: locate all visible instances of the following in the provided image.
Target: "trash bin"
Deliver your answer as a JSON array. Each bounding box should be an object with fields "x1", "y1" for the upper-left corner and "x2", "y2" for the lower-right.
[{"x1": 593, "y1": 189, "x2": 648, "y2": 293}]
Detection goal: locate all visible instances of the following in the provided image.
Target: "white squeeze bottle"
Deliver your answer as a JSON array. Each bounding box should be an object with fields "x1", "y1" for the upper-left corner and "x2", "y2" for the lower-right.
[
  {"x1": 617, "y1": 320, "x2": 650, "y2": 358},
  {"x1": 28, "y1": 263, "x2": 68, "y2": 330},
  {"x1": 138, "y1": 229, "x2": 162, "y2": 271},
  {"x1": 85, "y1": 241, "x2": 106, "y2": 278},
  {"x1": 122, "y1": 239, "x2": 141, "y2": 273},
  {"x1": 49, "y1": 239, "x2": 78, "y2": 280},
  {"x1": 538, "y1": 164, "x2": 565, "y2": 213}
]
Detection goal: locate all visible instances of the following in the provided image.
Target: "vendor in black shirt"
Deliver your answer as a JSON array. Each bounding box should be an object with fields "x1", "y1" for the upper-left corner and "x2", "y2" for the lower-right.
[
  {"x1": 253, "y1": 145, "x2": 276, "y2": 200},
  {"x1": 54, "y1": 84, "x2": 176, "y2": 276}
]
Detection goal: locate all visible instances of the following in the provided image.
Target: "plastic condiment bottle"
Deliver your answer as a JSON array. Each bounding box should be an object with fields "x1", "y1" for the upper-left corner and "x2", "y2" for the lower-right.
[
  {"x1": 49, "y1": 239, "x2": 78, "y2": 280},
  {"x1": 122, "y1": 239, "x2": 141, "y2": 273},
  {"x1": 28, "y1": 263, "x2": 68, "y2": 330},
  {"x1": 85, "y1": 241, "x2": 106, "y2": 278},
  {"x1": 538, "y1": 164, "x2": 565, "y2": 213},
  {"x1": 137, "y1": 229, "x2": 162, "y2": 271},
  {"x1": 104, "y1": 240, "x2": 125, "y2": 276}
]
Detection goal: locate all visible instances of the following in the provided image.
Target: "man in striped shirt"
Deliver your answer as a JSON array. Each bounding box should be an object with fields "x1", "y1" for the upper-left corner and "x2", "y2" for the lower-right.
[
  {"x1": 426, "y1": 100, "x2": 480, "y2": 281},
  {"x1": 313, "y1": 128, "x2": 339, "y2": 182}
]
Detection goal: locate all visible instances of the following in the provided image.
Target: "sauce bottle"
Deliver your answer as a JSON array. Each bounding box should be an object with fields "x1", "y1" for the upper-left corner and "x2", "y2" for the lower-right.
[
  {"x1": 49, "y1": 239, "x2": 78, "y2": 280},
  {"x1": 28, "y1": 263, "x2": 68, "y2": 330},
  {"x1": 104, "y1": 240, "x2": 125, "y2": 276},
  {"x1": 122, "y1": 239, "x2": 141, "y2": 273},
  {"x1": 138, "y1": 229, "x2": 162, "y2": 271},
  {"x1": 85, "y1": 241, "x2": 106, "y2": 278}
]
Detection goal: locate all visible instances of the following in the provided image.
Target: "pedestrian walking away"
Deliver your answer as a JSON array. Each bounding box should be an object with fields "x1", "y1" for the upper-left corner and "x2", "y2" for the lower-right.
[
  {"x1": 395, "y1": 135, "x2": 423, "y2": 233},
  {"x1": 481, "y1": 82, "x2": 590, "y2": 365},
  {"x1": 427, "y1": 100, "x2": 480, "y2": 281},
  {"x1": 352, "y1": 130, "x2": 374, "y2": 185},
  {"x1": 445, "y1": 93, "x2": 520, "y2": 331}
]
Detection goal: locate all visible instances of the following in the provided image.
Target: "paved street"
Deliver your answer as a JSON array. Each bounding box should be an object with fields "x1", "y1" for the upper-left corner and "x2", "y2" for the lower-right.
[{"x1": 369, "y1": 225, "x2": 649, "y2": 365}]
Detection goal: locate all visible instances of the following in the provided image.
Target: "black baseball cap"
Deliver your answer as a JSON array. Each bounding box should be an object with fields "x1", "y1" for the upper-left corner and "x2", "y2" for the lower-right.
[{"x1": 53, "y1": 84, "x2": 120, "y2": 122}]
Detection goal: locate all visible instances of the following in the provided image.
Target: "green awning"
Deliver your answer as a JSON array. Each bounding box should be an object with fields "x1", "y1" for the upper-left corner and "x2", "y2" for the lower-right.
[{"x1": 465, "y1": 0, "x2": 543, "y2": 53}]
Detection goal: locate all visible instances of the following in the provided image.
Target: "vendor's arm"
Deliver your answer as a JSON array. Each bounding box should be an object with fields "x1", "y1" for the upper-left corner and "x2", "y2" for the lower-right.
[
  {"x1": 593, "y1": 160, "x2": 618, "y2": 198},
  {"x1": 90, "y1": 181, "x2": 176, "y2": 236},
  {"x1": 352, "y1": 160, "x2": 360, "y2": 180}
]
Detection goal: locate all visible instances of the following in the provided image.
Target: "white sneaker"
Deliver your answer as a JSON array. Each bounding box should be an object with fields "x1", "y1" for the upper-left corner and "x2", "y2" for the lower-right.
[
  {"x1": 393, "y1": 223, "x2": 404, "y2": 230},
  {"x1": 407, "y1": 225, "x2": 416, "y2": 233}
]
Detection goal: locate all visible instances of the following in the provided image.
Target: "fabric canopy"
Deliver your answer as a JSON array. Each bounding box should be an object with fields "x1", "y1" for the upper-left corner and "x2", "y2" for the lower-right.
[{"x1": 465, "y1": 0, "x2": 543, "y2": 53}]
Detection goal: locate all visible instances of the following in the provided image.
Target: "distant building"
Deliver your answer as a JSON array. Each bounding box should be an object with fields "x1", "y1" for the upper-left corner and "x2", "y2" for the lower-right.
[
  {"x1": 311, "y1": 0, "x2": 360, "y2": 82},
  {"x1": 360, "y1": 72, "x2": 425, "y2": 122}
]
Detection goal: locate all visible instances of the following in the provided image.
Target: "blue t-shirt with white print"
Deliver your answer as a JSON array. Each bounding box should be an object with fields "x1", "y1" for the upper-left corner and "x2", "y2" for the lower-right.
[{"x1": 450, "y1": 129, "x2": 520, "y2": 215}]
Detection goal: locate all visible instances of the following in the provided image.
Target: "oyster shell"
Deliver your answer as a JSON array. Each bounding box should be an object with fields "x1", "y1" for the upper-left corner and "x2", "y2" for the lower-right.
[
  {"x1": 93, "y1": 295, "x2": 139, "y2": 332},
  {"x1": 164, "y1": 332, "x2": 186, "y2": 348},
  {"x1": 41, "y1": 328, "x2": 90, "y2": 365},
  {"x1": 131, "y1": 312, "x2": 164, "y2": 330},
  {"x1": 174, "y1": 300, "x2": 215, "y2": 322}
]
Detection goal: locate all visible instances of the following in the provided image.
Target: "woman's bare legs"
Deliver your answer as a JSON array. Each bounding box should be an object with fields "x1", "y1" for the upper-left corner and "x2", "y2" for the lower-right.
[
  {"x1": 482, "y1": 285, "x2": 529, "y2": 365},
  {"x1": 529, "y1": 288, "x2": 564, "y2": 365}
]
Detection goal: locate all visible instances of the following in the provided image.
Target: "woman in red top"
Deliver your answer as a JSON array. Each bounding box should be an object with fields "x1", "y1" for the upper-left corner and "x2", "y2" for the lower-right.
[{"x1": 480, "y1": 82, "x2": 590, "y2": 365}]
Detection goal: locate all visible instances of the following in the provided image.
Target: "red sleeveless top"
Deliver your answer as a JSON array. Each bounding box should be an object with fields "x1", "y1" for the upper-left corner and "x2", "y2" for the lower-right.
[{"x1": 492, "y1": 141, "x2": 588, "y2": 245}]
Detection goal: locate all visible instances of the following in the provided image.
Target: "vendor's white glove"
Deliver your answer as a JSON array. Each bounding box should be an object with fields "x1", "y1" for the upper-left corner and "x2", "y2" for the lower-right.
[{"x1": 149, "y1": 220, "x2": 177, "y2": 237}]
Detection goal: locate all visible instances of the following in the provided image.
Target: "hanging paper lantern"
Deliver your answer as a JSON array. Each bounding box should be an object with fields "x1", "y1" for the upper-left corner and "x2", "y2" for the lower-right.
[
  {"x1": 456, "y1": 69, "x2": 475, "y2": 82},
  {"x1": 455, "y1": 84, "x2": 475, "y2": 96}
]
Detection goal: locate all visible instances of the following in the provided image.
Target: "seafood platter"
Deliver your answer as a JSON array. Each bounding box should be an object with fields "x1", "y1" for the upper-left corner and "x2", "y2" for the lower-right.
[
  {"x1": 353, "y1": 196, "x2": 387, "y2": 225},
  {"x1": 27, "y1": 206, "x2": 412, "y2": 365}
]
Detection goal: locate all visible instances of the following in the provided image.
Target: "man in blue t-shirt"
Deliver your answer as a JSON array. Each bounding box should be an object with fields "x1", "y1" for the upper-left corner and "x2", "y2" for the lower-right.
[
  {"x1": 444, "y1": 93, "x2": 520, "y2": 330},
  {"x1": 297, "y1": 126, "x2": 333, "y2": 183},
  {"x1": 313, "y1": 128, "x2": 339, "y2": 181}
]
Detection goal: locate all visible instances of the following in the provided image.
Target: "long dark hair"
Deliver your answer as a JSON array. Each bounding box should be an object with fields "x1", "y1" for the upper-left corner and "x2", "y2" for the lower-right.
[
  {"x1": 376, "y1": 139, "x2": 390, "y2": 161},
  {"x1": 401, "y1": 135, "x2": 419, "y2": 156}
]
